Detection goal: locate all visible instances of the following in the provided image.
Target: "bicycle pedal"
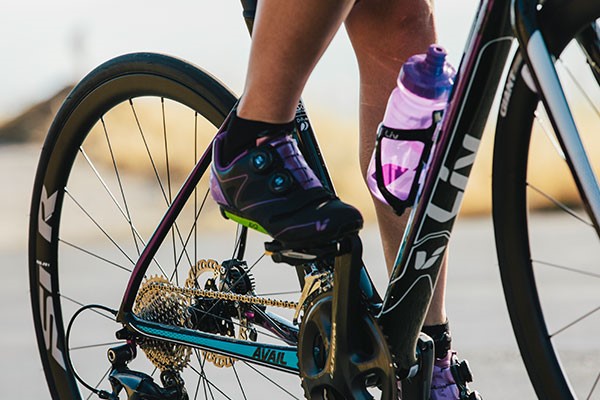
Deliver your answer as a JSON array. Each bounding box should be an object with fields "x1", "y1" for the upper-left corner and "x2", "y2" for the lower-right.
[
  {"x1": 264, "y1": 240, "x2": 341, "y2": 265},
  {"x1": 467, "y1": 391, "x2": 483, "y2": 400},
  {"x1": 451, "y1": 359, "x2": 474, "y2": 385},
  {"x1": 450, "y1": 358, "x2": 482, "y2": 400}
]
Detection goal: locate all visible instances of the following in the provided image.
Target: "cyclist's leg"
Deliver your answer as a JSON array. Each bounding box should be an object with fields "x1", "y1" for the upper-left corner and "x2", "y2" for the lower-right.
[
  {"x1": 210, "y1": 0, "x2": 363, "y2": 247},
  {"x1": 346, "y1": 2, "x2": 480, "y2": 398},
  {"x1": 237, "y1": 0, "x2": 355, "y2": 123},
  {"x1": 344, "y1": 0, "x2": 446, "y2": 324}
]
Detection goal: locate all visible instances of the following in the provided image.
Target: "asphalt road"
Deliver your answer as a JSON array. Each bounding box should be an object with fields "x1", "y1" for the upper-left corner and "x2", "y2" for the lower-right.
[{"x1": 2, "y1": 143, "x2": 598, "y2": 399}]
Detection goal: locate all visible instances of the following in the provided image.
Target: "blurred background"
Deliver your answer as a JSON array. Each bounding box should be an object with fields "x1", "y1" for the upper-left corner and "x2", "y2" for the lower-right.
[
  {"x1": 0, "y1": 1, "x2": 474, "y2": 121},
  {"x1": 1, "y1": 0, "x2": 502, "y2": 221},
  {"x1": 1, "y1": 1, "x2": 599, "y2": 399}
]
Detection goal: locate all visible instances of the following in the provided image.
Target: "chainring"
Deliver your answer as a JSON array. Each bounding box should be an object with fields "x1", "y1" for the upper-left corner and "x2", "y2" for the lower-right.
[{"x1": 298, "y1": 292, "x2": 397, "y2": 400}]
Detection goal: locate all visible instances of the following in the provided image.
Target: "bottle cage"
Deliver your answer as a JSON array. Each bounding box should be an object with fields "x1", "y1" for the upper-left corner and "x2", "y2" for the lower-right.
[{"x1": 374, "y1": 111, "x2": 442, "y2": 215}]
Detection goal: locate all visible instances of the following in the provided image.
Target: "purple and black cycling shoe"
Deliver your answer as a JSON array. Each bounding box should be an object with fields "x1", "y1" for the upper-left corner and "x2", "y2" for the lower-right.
[
  {"x1": 431, "y1": 351, "x2": 483, "y2": 400},
  {"x1": 210, "y1": 128, "x2": 363, "y2": 248}
]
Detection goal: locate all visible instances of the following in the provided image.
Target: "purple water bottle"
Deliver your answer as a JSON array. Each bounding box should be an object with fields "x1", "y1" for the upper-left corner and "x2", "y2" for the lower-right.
[{"x1": 367, "y1": 45, "x2": 455, "y2": 212}]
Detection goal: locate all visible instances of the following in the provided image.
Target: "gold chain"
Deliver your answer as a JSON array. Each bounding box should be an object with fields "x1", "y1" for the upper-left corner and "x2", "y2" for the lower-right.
[{"x1": 141, "y1": 279, "x2": 298, "y2": 310}]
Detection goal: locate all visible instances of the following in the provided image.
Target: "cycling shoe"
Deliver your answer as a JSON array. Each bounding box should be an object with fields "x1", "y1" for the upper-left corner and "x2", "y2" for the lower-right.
[
  {"x1": 210, "y1": 129, "x2": 363, "y2": 247},
  {"x1": 431, "y1": 351, "x2": 483, "y2": 400}
]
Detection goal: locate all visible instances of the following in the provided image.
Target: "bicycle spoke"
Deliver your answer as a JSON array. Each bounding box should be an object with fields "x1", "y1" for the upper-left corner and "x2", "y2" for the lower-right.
[
  {"x1": 85, "y1": 366, "x2": 111, "y2": 400},
  {"x1": 557, "y1": 58, "x2": 600, "y2": 119},
  {"x1": 587, "y1": 371, "x2": 600, "y2": 400},
  {"x1": 162, "y1": 98, "x2": 173, "y2": 205},
  {"x1": 100, "y1": 117, "x2": 141, "y2": 256},
  {"x1": 64, "y1": 188, "x2": 137, "y2": 268},
  {"x1": 78, "y1": 146, "x2": 135, "y2": 232},
  {"x1": 533, "y1": 259, "x2": 600, "y2": 279},
  {"x1": 534, "y1": 109, "x2": 566, "y2": 161},
  {"x1": 194, "y1": 350, "x2": 217, "y2": 400},
  {"x1": 64, "y1": 185, "x2": 172, "y2": 278},
  {"x1": 162, "y1": 98, "x2": 179, "y2": 286},
  {"x1": 233, "y1": 225, "x2": 248, "y2": 261},
  {"x1": 59, "y1": 294, "x2": 115, "y2": 322},
  {"x1": 527, "y1": 183, "x2": 593, "y2": 226},
  {"x1": 192, "y1": 375, "x2": 201, "y2": 400},
  {"x1": 189, "y1": 362, "x2": 231, "y2": 400},
  {"x1": 194, "y1": 112, "x2": 199, "y2": 270},
  {"x1": 70, "y1": 341, "x2": 122, "y2": 351},
  {"x1": 232, "y1": 363, "x2": 249, "y2": 400},
  {"x1": 170, "y1": 189, "x2": 210, "y2": 283},
  {"x1": 130, "y1": 99, "x2": 168, "y2": 199},
  {"x1": 194, "y1": 351, "x2": 214, "y2": 400},
  {"x1": 168, "y1": 222, "x2": 196, "y2": 285},
  {"x1": 549, "y1": 304, "x2": 600, "y2": 337},
  {"x1": 59, "y1": 239, "x2": 132, "y2": 274},
  {"x1": 192, "y1": 371, "x2": 203, "y2": 400},
  {"x1": 232, "y1": 226, "x2": 242, "y2": 260},
  {"x1": 243, "y1": 361, "x2": 300, "y2": 399}
]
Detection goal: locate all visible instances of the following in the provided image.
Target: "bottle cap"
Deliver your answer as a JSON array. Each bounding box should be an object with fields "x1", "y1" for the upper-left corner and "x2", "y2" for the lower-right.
[{"x1": 399, "y1": 45, "x2": 456, "y2": 100}]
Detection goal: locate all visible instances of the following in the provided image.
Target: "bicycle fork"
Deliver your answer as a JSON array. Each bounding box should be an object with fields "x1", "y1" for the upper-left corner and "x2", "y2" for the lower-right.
[{"x1": 513, "y1": 0, "x2": 600, "y2": 236}]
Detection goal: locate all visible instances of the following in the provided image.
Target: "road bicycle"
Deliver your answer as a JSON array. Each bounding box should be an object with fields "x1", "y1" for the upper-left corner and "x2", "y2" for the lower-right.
[{"x1": 29, "y1": 0, "x2": 600, "y2": 398}]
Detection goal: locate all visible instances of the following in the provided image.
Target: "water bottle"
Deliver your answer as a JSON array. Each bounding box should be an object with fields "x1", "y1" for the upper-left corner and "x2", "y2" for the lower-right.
[{"x1": 367, "y1": 45, "x2": 455, "y2": 212}]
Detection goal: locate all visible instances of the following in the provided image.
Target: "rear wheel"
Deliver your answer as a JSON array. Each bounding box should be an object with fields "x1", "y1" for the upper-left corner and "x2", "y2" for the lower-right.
[
  {"x1": 29, "y1": 53, "x2": 305, "y2": 399},
  {"x1": 493, "y1": 3, "x2": 600, "y2": 398}
]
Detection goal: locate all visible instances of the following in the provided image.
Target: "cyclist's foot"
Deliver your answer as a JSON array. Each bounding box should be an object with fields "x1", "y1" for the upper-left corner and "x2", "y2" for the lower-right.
[
  {"x1": 210, "y1": 123, "x2": 363, "y2": 248},
  {"x1": 431, "y1": 350, "x2": 483, "y2": 400}
]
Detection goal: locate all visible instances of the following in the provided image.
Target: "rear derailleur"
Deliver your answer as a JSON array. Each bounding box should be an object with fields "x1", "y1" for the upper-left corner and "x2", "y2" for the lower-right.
[{"x1": 100, "y1": 342, "x2": 188, "y2": 400}]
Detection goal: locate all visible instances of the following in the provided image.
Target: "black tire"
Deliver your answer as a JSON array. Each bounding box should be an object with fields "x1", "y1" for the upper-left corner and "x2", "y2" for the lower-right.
[
  {"x1": 493, "y1": 2, "x2": 600, "y2": 399},
  {"x1": 29, "y1": 53, "x2": 304, "y2": 399}
]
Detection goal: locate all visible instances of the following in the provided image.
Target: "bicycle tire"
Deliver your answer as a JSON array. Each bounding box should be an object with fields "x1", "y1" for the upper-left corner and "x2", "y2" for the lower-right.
[
  {"x1": 493, "y1": 1, "x2": 600, "y2": 398},
  {"x1": 29, "y1": 52, "x2": 304, "y2": 399}
]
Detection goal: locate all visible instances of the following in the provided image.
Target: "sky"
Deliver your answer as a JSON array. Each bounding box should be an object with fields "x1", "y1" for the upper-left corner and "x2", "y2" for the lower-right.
[{"x1": 0, "y1": 0, "x2": 479, "y2": 120}]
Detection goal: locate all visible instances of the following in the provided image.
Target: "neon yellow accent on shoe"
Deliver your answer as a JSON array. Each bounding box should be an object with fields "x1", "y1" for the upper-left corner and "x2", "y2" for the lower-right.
[{"x1": 223, "y1": 210, "x2": 269, "y2": 234}]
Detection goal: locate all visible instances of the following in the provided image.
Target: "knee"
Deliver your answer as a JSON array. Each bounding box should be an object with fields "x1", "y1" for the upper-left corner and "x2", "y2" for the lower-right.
[{"x1": 346, "y1": 0, "x2": 436, "y2": 62}]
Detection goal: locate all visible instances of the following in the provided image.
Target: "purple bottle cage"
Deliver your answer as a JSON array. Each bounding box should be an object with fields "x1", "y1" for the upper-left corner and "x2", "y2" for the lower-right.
[{"x1": 374, "y1": 111, "x2": 442, "y2": 215}]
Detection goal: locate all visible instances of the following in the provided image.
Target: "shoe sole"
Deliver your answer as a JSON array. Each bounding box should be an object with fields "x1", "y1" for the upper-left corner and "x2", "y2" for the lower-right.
[{"x1": 220, "y1": 207, "x2": 362, "y2": 249}]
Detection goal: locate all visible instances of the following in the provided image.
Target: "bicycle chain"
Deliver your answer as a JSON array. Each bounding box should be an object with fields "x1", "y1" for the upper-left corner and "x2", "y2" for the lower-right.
[{"x1": 141, "y1": 271, "x2": 298, "y2": 310}]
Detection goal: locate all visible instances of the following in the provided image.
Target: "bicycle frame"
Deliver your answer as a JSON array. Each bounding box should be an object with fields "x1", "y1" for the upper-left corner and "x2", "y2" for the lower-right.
[{"x1": 112, "y1": 0, "x2": 596, "y2": 377}]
